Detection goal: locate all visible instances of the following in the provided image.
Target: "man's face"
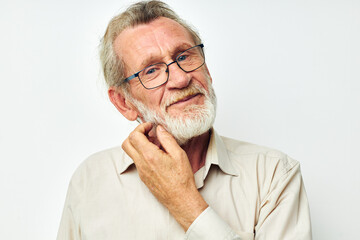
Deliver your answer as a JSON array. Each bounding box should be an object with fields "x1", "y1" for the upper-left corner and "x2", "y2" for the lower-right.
[{"x1": 113, "y1": 17, "x2": 216, "y2": 144}]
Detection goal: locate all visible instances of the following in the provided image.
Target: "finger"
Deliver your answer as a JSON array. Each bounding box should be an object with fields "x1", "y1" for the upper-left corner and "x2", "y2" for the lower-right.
[
  {"x1": 129, "y1": 122, "x2": 160, "y2": 154},
  {"x1": 148, "y1": 136, "x2": 161, "y2": 148},
  {"x1": 122, "y1": 137, "x2": 142, "y2": 165},
  {"x1": 147, "y1": 124, "x2": 157, "y2": 138},
  {"x1": 146, "y1": 124, "x2": 162, "y2": 147},
  {"x1": 129, "y1": 122, "x2": 154, "y2": 147},
  {"x1": 156, "y1": 125, "x2": 183, "y2": 156},
  {"x1": 134, "y1": 122, "x2": 153, "y2": 135},
  {"x1": 123, "y1": 122, "x2": 152, "y2": 160}
]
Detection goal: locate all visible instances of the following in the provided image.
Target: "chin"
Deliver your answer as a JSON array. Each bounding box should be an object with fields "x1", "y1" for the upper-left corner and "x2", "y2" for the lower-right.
[{"x1": 162, "y1": 100, "x2": 216, "y2": 146}]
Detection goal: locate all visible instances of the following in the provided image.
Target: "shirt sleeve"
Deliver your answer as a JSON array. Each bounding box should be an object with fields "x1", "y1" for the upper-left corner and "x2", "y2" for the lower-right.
[
  {"x1": 57, "y1": 163, "x2": 86, "y2": 240},
  {"x1": 254, "y1": 159, "x2": 312, "y2": 239},
  {"x1": 56, "y1": 185, "x2": 81, "y2": 240},
  {"x1": 185, "y1": 207, "x2": 253, "y2": 240}
]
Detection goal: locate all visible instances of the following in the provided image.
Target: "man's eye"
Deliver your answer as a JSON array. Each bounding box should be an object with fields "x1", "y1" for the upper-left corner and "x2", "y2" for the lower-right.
[
  {"x1": 145, "y1": 68, "x2": 157, "y2": 75},
  {"x1": 177, "y1": 55, "x2": 188, "y2": 62}
]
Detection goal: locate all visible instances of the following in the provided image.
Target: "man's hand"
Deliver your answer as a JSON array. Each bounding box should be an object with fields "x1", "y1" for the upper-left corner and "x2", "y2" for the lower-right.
[{"x1": 122, "y1": 122, "x2": 208, "y2": 231}]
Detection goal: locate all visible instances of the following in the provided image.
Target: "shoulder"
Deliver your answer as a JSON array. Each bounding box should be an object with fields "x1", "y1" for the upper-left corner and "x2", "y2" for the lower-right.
[
  {"x1": 219, "y1": 135, "x2": 303, "y2": 200},
  {"x1": 68, "y1": 146, "x2": 124, "y2": 192},
  {"x1": 220, "y1": 135, "x2": 299, "y2": 176},
  {"x1": 76, "y1": 146, "x2": 123, "y2": 173}
]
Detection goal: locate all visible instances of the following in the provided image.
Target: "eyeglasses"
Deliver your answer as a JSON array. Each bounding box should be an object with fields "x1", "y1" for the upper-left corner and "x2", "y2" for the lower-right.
[{"x1": 123, "y1": 44, "x2": 205, "y2": 89}]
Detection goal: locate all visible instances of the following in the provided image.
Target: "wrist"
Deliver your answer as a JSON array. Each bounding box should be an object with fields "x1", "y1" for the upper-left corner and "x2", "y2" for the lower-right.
[{"x1": 167, "y1": 189, "x2": 208, "y2": 231}]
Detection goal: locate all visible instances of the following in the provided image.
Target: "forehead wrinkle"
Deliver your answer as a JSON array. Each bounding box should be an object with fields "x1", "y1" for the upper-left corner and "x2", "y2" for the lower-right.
[
  {"x1": 140, "y1": 42, "x2": 195, "y2": 69},
  {"x1": 136, "y1": 22, "x2": 194, "y2": 66},
  {"x1": 130, "y1": 26, "x2": 165, "y2": 69},
  {"x1": 140, "y1": 53, "x2": 162, "y2": 68},
  {"x1": 120, "y1": 18, "x2": 196, "y2": 71}
]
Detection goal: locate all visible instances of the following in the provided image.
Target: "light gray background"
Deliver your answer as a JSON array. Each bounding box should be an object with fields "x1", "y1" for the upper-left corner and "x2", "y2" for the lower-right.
[{"x1": 1, "y1": 0, "x2": 359, "y2": 239}]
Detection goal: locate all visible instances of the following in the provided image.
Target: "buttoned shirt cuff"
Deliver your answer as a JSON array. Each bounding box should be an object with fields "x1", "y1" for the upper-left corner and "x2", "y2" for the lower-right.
[{"x1": 185, "y1": 207, "x2": 241, "y2": 240}]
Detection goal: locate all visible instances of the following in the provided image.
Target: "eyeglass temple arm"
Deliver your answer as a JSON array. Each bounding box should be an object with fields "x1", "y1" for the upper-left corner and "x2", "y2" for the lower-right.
[{"x1": 123, "y1": 72, "x2": 139, "y2": 83}]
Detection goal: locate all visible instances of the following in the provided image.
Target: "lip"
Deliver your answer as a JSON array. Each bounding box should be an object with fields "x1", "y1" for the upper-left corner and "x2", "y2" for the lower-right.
[{"x1": 168, "y1": 93, "x2": 201, "y2": 107}]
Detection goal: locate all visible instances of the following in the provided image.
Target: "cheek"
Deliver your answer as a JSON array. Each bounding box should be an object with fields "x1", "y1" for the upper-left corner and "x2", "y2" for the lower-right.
[
  {"x1": 193, "y1": 70, "x2": 212, "y2": 91},
  {"x1": 131, "y1": 86, "x2": 165, "y2": 110}
]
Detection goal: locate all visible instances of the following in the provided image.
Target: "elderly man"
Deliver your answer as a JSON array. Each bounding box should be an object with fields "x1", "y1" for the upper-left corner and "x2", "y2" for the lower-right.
[{"x1": 57, "y1": 1, "x2": 312, "y2": 239}]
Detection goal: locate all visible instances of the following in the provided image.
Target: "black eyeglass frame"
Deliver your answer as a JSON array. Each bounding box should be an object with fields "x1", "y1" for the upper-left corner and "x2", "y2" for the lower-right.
[{"x1": 122, "y1": 43, "x2": 205, "y2": 90}]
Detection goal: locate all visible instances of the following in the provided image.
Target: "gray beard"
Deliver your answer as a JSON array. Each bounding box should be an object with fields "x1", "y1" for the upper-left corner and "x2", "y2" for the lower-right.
[{"x1": 125, "y1": 81, "x2": 217, "y2": 146}]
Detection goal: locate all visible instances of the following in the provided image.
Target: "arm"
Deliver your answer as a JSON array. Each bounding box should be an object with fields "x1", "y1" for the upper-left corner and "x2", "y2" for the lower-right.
[
  {"x1": 254, "y1": 158, "x2": 312, "y2": 239},
  {"x1": 122, "y1": 122, "x2": 208, "y2": 230},
  {"x1": 57, "y1": 181, "x2": 81, "y2": 240},
  {"x1": 123, "y1": 123, "x2": 248, "y2": 239}
]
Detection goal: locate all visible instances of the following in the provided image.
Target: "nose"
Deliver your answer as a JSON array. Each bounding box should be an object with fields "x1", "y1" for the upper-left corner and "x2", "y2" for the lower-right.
[{"x1": 165, "y1": 61, "x2": 191, "y2": 89}]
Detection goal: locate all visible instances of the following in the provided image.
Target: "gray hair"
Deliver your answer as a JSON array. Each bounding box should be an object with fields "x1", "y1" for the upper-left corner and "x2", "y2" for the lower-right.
[{"x1": 99, "y1": 0, "x2": 202, "y2": 90}]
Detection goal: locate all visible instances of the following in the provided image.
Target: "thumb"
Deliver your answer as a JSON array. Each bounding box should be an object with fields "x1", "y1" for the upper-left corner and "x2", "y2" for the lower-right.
[{"x1": 156, "y1": 125, "x2": 182, "y2": 154}]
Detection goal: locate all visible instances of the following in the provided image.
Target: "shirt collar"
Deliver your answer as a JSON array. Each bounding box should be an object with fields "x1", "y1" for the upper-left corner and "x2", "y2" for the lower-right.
[
  {"x1": 118, "y1": 128, "x2": 239, "y2": 177},
  {"x1": 204, "y1": 129, "x2": 238, "y2": 177}
]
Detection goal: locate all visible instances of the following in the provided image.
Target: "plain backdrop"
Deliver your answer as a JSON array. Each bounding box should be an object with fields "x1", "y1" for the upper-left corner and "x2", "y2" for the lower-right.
[{"x1": 1, "y1": 0, "x2": 359, "y2": 239}]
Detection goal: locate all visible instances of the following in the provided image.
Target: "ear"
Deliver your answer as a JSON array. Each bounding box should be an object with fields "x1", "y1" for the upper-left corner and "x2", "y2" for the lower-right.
[{"x1": 108, "y1": 87, "x2": 138, "y2": 121}]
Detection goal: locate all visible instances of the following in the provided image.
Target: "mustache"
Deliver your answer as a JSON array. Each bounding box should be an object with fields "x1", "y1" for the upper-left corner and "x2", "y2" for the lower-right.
[{"x1": 162, "y1": 83, "x2": 207, "y2": 109}]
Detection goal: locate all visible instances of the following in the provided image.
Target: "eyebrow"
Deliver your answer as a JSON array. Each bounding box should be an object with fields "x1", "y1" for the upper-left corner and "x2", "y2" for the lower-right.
[
  {"x1": 139, "y1": 43, "x2": 194, "y2": 69},
  {"x1": 140, "y1": 55, "x2": 161, "y2": 69},
  {"x1": 170, "y1": 43, "x2": 194, "y2": 59}
]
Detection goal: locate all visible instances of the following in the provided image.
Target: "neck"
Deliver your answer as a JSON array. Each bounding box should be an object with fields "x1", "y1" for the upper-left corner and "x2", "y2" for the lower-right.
[{"x1": 181, "y1": 129, "x2": 211, "y2": 173}]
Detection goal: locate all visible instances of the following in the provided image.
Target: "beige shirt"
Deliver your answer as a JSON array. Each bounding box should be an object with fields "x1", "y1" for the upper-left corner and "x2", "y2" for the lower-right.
[{"x1": 57, "y1": 130, "x2": 312, "y2": 240}]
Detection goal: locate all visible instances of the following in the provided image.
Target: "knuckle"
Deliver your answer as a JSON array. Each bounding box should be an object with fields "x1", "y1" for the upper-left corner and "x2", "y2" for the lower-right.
[
  {"x1": 180, "y1": 150, "x2": 187, "y2": 159},
  {"x1": 128, "y1": 131, "x2": 139, "y2": 143},
  {"x1": 142, "y1": 151, "x2": 155, "y2": 162},
  {"x1": 121, "y1": 139, "x2": 129, "y2": 150},
  {"x1": 174, "y1": 149, "x2": 186, "y2": 159}
]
